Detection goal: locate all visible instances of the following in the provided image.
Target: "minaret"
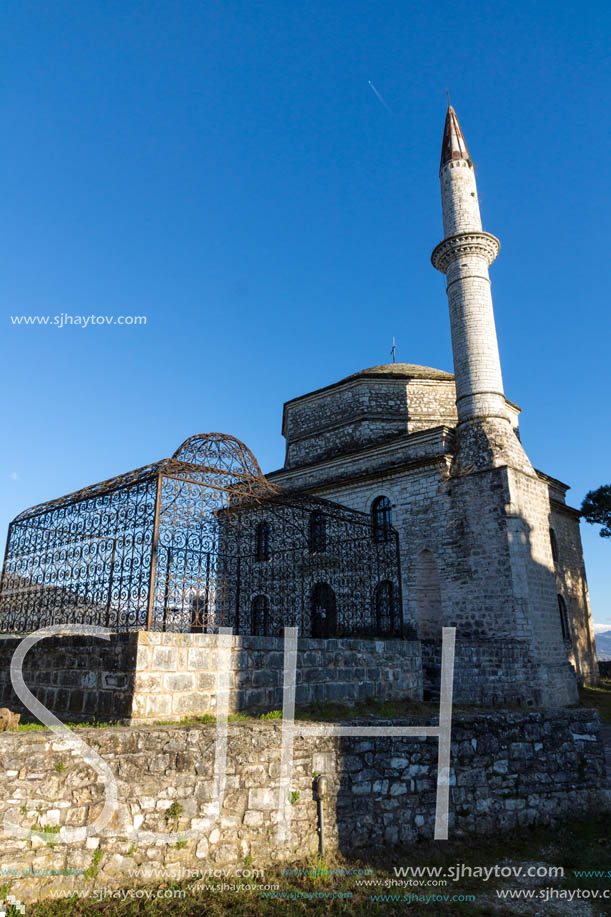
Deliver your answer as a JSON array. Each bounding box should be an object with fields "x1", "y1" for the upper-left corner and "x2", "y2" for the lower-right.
[{"x1": 431, "y1": 106, "x2": 509, "y2": 430}]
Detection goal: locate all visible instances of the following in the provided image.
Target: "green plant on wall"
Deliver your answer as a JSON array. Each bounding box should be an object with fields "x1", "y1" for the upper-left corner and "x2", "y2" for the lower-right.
[
  {"x1": 41, "y1": 824, "x2": 61, "y2": 848},
  {"x1": 165, "y1": 801, "x2": 184, "y2": 831},
  {"x1": 84, "y1": 847, "x2": 103, "y2": 880}
]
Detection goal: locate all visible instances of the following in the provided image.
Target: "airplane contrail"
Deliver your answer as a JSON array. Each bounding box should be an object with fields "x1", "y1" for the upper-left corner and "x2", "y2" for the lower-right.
[{"x1": 368, "y1": 80, "x2": 393, "y2": 114}]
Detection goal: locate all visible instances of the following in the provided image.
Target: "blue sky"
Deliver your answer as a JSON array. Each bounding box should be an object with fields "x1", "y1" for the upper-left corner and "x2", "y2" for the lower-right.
[{"x1": 2, "y1": 1, "x2": 610, "y2": 625}]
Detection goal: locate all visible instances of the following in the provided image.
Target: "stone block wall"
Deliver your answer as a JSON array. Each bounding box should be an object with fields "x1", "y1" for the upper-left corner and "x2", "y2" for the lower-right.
[
  {"x1": 131, "y1": 632, "x2": 422, "y2": 722},
  {"x1": 0, "y1": 710, "x2": 606, "y2": 903},
  {"x1": 0, "y1": 632, "x2": 422, "y2": 724},
  {"x1": 440, "y1": 157, "x2": 481, "y2": 236},
  {"x1": 271, "y1": 429, "x2": 585, "y2": 707},
  {"x1": 548, "y1": 495, "x2": 599, "y2": 685},
  {"x1": 0, "y1": 634, "x2": 137, "y2": 721},
  {"x1": 422, "y1": 639, "x2": 539, "y2": 707},
  {"x1": 282, "y1": 377, "x2": 458, "y2": 469}
]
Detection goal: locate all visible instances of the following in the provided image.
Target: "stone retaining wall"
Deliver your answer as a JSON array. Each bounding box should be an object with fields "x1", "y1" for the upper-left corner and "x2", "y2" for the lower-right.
[
  {"x1": 0, "y1": 632, "x2": 423, "y2": 723},
  {"x1": 0, "y1": 709, "x2": 607, "y2": 903},
  {"x1": 0, "y1": 634, "x2": 136, "y2": 721}
]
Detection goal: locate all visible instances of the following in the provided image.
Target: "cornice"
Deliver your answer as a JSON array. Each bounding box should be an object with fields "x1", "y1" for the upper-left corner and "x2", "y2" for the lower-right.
[
  {"x1": 431, "y1": 231, "x2": 500, "y2": 273},
  {"x1": 267, "y1": 425, "x2": 456, "y2": 486}
]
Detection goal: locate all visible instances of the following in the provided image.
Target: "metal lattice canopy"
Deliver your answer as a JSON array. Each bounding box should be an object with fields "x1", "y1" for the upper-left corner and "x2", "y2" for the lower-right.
[{"x1": 0, "y1": 434, "x2": 402, "y2": 637}]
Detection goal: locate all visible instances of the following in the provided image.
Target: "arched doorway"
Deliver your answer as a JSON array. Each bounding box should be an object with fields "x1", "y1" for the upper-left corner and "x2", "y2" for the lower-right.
[{"x1": 311, "y1": 583, "x2": 337, "y2": 638}]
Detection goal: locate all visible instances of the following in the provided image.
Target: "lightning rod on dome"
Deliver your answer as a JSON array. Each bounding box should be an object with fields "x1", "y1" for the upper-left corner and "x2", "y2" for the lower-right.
[{"x1": 390, "y1": 337, "x2": 397, "y2": 363}]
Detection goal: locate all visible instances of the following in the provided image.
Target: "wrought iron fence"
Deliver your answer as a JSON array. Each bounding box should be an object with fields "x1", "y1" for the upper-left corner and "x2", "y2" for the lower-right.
[{"x1": 0, "y1": 434, "x2": 402, "y2": 637}]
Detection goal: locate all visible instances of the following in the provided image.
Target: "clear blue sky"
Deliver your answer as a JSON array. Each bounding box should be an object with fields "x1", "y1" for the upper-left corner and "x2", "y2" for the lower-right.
[{"x1": 2, "y1": 1, "x2": 610, "y2": 625}]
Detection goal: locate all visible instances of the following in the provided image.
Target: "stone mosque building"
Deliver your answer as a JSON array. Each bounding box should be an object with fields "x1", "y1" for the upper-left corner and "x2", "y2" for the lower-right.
[
  {"x1": 0, "y1": 106, "x2": 599, "y2": 719},
  {"x1": 267, "y1": 106, "x2": 598, "y2": 707}
]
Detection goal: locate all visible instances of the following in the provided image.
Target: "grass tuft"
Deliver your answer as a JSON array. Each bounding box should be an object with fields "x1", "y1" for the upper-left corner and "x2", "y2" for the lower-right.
[
  {"x1": 24, "y1": 815, "x2": 611, "y2": 916},
  {"x1": 83, "y1": 847, "x2": 103, "y2": 881}
]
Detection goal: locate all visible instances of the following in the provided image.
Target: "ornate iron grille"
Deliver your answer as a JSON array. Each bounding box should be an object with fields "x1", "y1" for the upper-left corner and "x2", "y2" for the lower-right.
[{"x1": 0, "y1": 433, "x2": 402, "y2": 637}]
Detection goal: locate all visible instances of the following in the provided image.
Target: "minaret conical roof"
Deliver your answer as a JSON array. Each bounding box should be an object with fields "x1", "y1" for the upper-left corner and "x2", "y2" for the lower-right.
[{"x1": 440, "y1": 105, "x2": 470, "y2": 169}]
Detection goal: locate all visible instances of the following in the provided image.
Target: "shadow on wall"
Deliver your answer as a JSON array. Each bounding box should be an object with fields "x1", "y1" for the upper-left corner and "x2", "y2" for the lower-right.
[
  {"x1": 328, "y1": 708, "x2": 605, "y2": 857},
  {"x1": 411, "y1": 458, "x2": 584, "y2": 706},
  {"x1": 549, "y1": 520, "x2": 597, "y2": 686},
  {"x1": 333, "y1": 730, "x2": 441, "y2": 852},
  {"x1": 414, "y1": 549, "x2": 444, "y2": 702},
  {"x1": 0, "y1": 633, "x2": 137, "y2": 722}
]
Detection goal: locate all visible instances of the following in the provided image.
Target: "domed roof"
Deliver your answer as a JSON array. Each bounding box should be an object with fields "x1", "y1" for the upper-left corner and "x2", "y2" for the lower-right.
[
  {"x1": 283, "y1": 362, "x2": 454, "y2": 410},
  {"x1": 339, "y1": 363, "x2": 454, "y2": 384}
]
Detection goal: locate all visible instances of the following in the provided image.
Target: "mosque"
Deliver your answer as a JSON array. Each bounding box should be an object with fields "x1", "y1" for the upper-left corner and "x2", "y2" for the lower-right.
[
  {"x1": 265, "y1": 106, "x2": 599, "y2": 706},
  {"x1": 0, "y1": 107, "x2": 599, "y2": 712}
]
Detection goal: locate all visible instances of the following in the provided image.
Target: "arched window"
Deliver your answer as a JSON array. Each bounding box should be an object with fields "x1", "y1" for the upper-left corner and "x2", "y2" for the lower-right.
[
  {"x1": 371, "y1": 496, "x2": 392, "y2": 543},
  {"x1": 375, "y1": 580, "x2": 397, "y2": 636},
  {"x1": 251, "y1": 594, "x2": 270, "y2": 637},
  {"x1": 255, "y1": 521, "x2": 271, "y2": 562},
  {"x1": 310, "y1": 583, "x2": 337, "y2": 638},
  {"x1": 309, "y1": 512, "x2": 327, "y2": 553},
  {"x1": 549, "y1": 528, "x2": 559, "y2": 564},
  {"x1": 558, "y1": 594, "x2": 570, "y2": 642}
]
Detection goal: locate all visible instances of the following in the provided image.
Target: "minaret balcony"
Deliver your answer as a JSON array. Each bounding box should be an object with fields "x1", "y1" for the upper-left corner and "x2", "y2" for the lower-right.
[{"x1": 431, "y1": 231, "x2": 500, "y2": 274}]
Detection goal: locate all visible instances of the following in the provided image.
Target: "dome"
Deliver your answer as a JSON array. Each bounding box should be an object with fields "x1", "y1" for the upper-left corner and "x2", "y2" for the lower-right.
[
  {"x1": 338, "y1": 363, "x2": 454, "y2": 384},
  {"x1": 172, "y1": 432, "x2": 264, "y2": 482},
  {"x1": 280, "y1": 362, "x2": 458, "y2": 470}
]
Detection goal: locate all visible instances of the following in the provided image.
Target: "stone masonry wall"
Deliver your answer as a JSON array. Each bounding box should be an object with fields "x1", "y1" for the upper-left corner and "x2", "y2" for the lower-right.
[
  {"x1": 270, "y1": 439, "x2": 582, "y2": 707},
  {"x1": 421, "y1": 639, "x2": 540, "y2": 707},
  {"x1": 130, "y1": 632, "x2": 422, "y2": 723},
  {"x1": 0, "y1": 632, "x2": 422, "y2": 724},
  {"x1": 283, "y1": 378, "x2": 457, "y2": 469},
  {"x1": 0, "y1": 634, "x2": 137, "y2": 722},
  {"x1": 440, "y1": 158, "x2": 482, "y2": 237},
  {"x1": 502, "y1": 466, "x2": 582, "y2": 703},
  {"x1": 0, "y1": 710, "x2": 606, "y2": 903},
  {"x1": 549, "y1": 500, "x2": 599, "y2": 685}
]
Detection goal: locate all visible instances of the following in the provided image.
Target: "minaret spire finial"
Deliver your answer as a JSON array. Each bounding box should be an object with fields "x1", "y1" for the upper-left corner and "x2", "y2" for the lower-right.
[{"x1": 440, "y1": 104, "x2": 470, "y2": 171}]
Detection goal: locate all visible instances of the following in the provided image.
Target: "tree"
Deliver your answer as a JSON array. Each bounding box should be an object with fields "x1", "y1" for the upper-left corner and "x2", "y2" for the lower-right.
[{"x1": 581, "y1": 485, "x2": 611, "y2": 538}]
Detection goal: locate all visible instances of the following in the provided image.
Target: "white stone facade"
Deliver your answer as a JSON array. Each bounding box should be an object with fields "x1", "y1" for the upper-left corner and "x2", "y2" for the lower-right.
[
  {"x1": 433, "y1": 158, "x2": 508, "y2": 426},
  {"x1": 440, "y1": 157, "x2": 482, "y2": 236}
]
